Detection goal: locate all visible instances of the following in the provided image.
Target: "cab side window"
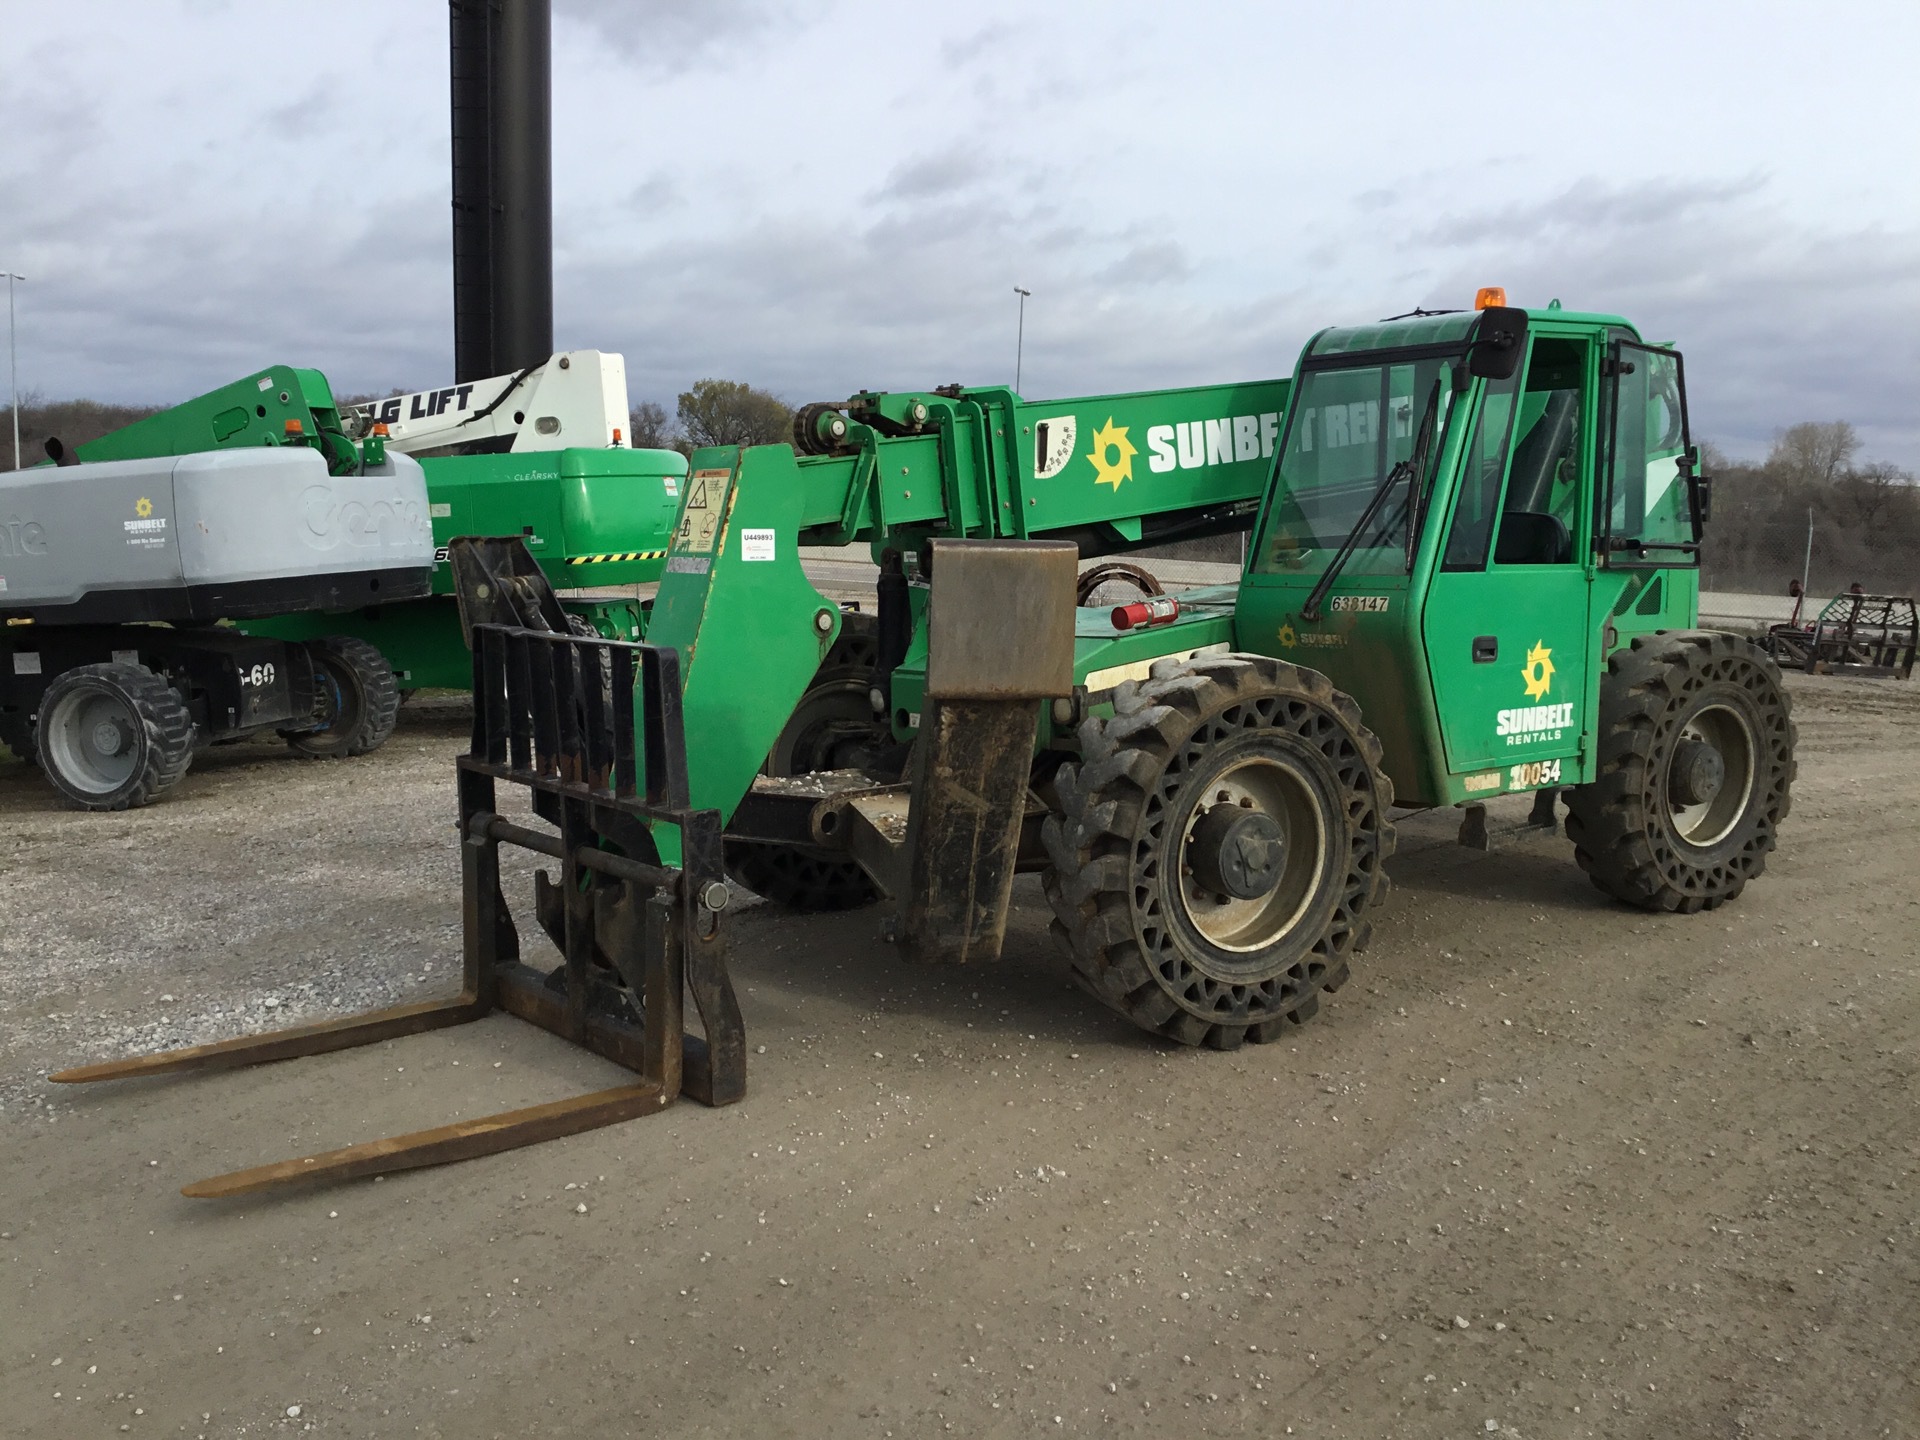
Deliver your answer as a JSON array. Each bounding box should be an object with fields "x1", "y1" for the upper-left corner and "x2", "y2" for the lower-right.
[
  {"x1": 1440, "y1": 369, "x2": 1519, "y2": 571},
  {"x1": 1491, "y1": 338, "x2": 1587, "y2": 566},
  {"x1": 1605, "y1": 343, "x2": 1696, "y2": 561}
]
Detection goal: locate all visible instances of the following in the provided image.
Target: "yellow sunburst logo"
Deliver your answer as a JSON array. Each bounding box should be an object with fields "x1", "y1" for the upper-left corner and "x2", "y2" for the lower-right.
[
  {"x1": 1277, "y1": 623, "x2": 1298, "y2": 649},
  {"x1": 1522, "y1": 640, "x2": 1555, "y2": 700},
  {"x1": 134, "y1": 496, "x2": 153, "y2": 518},
  {"x1": 1087, "y1": 417, "x2": 1136, "y2": 490}
]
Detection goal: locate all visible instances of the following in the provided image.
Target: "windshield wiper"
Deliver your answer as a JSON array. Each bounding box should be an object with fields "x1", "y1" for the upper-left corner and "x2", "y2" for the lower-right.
[{"x1": 1300, "y1": 377, "x2": 1443, "y2": 621}]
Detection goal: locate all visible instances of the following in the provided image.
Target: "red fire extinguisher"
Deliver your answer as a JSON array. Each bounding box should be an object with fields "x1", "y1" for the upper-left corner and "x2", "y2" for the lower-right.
[{"x1": 1111, "y1": 596, "x2": 1180, "y2": 631}]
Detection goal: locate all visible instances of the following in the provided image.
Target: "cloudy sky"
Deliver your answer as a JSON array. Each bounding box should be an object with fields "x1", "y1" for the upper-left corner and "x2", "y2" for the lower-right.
[{"x1": 3, "y1": 0, "x2": 1917, "y2": 464}]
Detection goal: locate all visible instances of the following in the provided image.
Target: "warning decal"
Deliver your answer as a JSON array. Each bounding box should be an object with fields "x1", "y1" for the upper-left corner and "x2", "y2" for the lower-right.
[{"x1": 674, "y1": 467, "x2": 733, "y2": 556}]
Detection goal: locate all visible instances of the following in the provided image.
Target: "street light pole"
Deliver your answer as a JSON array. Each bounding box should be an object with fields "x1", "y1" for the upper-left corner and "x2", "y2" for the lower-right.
[
  {"x1": 1013, "y1": 286, "x2": 1031, "y2": 394},
  {"x1": 1803, "y1": 504, "x2": 1814, "y2": 596},
  {"x1": 4, "y1": 272, "x2": 21, "y2": 471}
]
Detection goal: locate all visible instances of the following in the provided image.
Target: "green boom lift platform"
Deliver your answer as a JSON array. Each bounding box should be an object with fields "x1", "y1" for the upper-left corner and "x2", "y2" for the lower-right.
[
  {"x1": 60, "y1": 295, "x2": 1798, "y2": 1198},
  {"x1": 245, "y1": 443, "x2": 684, "y2": 688},
  {"x1": 243, "y1": 349, "x2": 685, "y2": 686}
]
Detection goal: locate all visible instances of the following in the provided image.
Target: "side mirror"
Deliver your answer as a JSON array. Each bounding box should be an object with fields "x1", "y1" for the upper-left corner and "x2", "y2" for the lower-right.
[{"x1": 1467, "y1": 306, "x2": 1527, "y2": 380}]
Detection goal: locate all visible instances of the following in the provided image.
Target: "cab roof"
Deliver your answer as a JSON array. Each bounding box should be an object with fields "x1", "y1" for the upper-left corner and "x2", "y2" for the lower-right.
[{"x1": 1307, "y1": 306, "x2": 1639, "y2": 361}]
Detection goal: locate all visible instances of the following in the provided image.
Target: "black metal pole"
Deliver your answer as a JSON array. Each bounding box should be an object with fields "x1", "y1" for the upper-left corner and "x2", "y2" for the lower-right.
[
  {"x1": 490, "y1": 0, "x2": 552, "y2": 375},
  {"x1": 450, "y1": 0, "x2": 552, "y2": 385},
  {"x1": 450, "y1": 0, "x2": 495, "y2": 383}
]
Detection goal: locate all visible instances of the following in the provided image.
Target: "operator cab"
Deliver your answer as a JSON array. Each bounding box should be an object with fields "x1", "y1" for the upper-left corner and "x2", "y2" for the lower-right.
[{"x1": 1239, "y1": 294, "x2": 1708, "y2": 807}]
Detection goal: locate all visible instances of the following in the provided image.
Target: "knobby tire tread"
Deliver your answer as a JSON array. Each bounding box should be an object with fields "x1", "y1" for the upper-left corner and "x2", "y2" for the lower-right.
[
  {"x1": 1565, "y1": 629, "x2": 1795, "y2": 914},
  {"x1": 1041, "y1": 652, "x2": 1395, "y2": 1050},
  {"x1": 287, "y1": 635, "x2": 400, "y2": 759},
  {"x1": 38, "y1": 662, "x2": 194, "y2": 811}
]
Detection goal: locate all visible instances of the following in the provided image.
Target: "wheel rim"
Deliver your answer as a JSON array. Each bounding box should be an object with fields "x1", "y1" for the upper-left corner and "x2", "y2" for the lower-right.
[
  {"x1": 1666, "y1": 701, "x2": 1756, "y2": 848},
  {"x1": 45, "y1": 686, "x2": 141, "y2": 795},
  {"x1": 1175, "y1": 754, "x2": 1328, "y2": 953},
  {"x1": 770, "y1": 676, "x2": 889, "y2": 774},
  {"x1": 308, "y1": 660, "x2": 358, "y2": 737}
]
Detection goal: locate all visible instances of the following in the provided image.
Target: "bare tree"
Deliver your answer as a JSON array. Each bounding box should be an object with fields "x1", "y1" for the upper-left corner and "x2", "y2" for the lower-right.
[
  {"x1": 627, "y1": 400, "x2": 677, "y2": 451},
  {"x1": 1704, "y1": 421, "x2": 1918, "y2": 595},
  {"x1": 1842, "y1": 460, "x2": 1914, "y2": 529},
  {"x1": 1767, "y1": 421, "x2": 1858, "y2": 488},
  {"x1": 15, "y1": 394, "x2": 164, "y2": 460},
  {"x1": 676, "y1": 379, "x2": 791, "y2": 450}
]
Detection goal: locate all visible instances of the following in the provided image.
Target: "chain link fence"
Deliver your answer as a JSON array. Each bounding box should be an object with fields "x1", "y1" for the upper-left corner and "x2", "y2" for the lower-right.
[
  {"x1": 1700, "y1": 447, "x2": 1919, "y2": 627},
  {"x1": 1702, "y1": 505, "x2": 1916, "y2": 601}
]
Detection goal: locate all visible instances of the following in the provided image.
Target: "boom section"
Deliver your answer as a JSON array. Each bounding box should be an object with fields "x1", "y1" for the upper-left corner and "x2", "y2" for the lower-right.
[
  {"x1": 641, "y1": 377, "x2": 1285, "y2": 833},
  {"x1": 785, "y1": 379, "x2": 1289, "y2": 553},
  {"x1": 59, "y1": 366, "x2": 382, "y2": 477}
]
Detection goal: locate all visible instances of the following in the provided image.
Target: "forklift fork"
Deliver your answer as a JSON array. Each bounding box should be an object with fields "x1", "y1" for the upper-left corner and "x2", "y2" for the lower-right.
[{"x1": 51, "y1": 556, "x2": 744, "y2": 1198}]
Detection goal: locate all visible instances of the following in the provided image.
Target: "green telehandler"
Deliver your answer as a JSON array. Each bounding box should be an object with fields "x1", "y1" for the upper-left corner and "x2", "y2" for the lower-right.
[{"x1": 59, "y1": 295, "x2": 1797, "y2": 1197}]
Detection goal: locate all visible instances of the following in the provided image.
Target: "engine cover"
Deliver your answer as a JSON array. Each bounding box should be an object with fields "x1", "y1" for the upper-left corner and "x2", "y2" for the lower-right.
[{"x1": 0, "y1": 446, "x2": 434, "y2": 622}]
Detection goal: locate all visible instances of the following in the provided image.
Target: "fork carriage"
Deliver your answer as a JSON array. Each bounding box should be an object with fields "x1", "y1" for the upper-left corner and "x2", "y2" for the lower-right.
[{"x1": 52, "y1": 540, "x2": 744, "y2": 1199}]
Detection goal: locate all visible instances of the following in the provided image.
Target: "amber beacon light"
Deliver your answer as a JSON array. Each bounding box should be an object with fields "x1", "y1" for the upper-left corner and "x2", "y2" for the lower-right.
[{"x1": 1474, "y1": 286, "x2": 1507, "y2": 310}]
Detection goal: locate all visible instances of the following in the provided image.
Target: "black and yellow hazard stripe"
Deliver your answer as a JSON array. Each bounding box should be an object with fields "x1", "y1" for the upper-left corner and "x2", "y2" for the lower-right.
[{"x1": 565, "y1": 550, "x2": 668, "y2": 565}]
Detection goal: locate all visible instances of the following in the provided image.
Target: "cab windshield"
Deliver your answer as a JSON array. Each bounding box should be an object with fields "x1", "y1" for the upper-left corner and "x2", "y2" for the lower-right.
[{"x1": 1254, "y1": 352, "x2": 1462, "y2": 576}]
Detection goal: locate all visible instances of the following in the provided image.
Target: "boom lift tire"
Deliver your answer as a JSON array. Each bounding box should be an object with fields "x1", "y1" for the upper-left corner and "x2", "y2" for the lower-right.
[
  {"x1": 563, "y1": 613, "x2": 618, "y2": 721},
  {"x1": 36, "y1": 662, "x2": 195, "y2": 811},
  {"x1": 1566, "y1": 631, "x2": 1795, "y2": 913},
  {"x1": 1042, "y1": 653, "x2": 1395, "y2": 1050},
  {"x1": 283, "y1": 636, "x2": 400, "y2": 759},
  {"x1": 725, "y1": 612, "x2": 887, "y2": 912},
  {"x1": 725, "y1": 846, "x2": 882, "y2": 913}
]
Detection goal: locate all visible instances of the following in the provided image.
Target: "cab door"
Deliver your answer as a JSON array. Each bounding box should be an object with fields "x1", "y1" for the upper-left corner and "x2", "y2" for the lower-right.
[{"x1": 1420, "y1": 333, "x2": 1596, "y2": 788}]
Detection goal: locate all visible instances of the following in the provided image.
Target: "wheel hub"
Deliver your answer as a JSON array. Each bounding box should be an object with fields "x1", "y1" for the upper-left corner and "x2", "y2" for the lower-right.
[
  {"x1": 1187, "y1": 805, "x2": 1286, "y2": 900},
  {"x1": 1175, "y1": 752, "x2": 1331, "y2": 955},
  {"x1": 1666, "y1": 702, "x2": 1759, "y2": 848},
  {"x1": 1668, "y1": 738, "x2": 1725, "y2": 807},
  {"x1": 90, "y1": 717, "x2": 131, "y2": 757},
  {"x1": 45, "y1": 685, "x2": 144, "y2": 796}
]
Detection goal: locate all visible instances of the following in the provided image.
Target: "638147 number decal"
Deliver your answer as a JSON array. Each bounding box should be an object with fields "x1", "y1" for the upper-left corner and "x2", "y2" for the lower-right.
[{"x1": 1508, "y1": 758, "x2": 1562, "y2": 791}]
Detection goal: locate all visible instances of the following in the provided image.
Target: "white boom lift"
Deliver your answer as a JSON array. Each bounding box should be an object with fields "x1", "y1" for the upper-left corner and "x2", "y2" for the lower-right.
[{"x1": 344, "y1": 349, "x2": 631, "y2": 456}]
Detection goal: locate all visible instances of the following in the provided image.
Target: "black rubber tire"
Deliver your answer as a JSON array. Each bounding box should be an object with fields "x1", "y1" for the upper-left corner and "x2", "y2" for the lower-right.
[
  {"x1": 1042, "y1": 652, "x2": 1395, "y2": 1050},
  {"x1": 725, "y1": 844, "x2": 885, "y2": 912},
  {"x1": 35, "y1": 662, "x2": 195, "y2": 811},
  {"x1": 1566, "y1": 630, "x2": 1795, "y2": 913},
  {"x1": 724, "y1": 611, "x2": 885, "y2": 912},
  {"x1": 562, "y1": 612, "x2": 620, "y2": 728},
  {"x1": 819, "y1": 607, "x2": 878, "y2": 671},
  {"x1": 284, "y1": 636, "x2": 400, "y2": 759},
  {"x1": 1075, "y1": 560, "x2": 1166, "y2": 607}
]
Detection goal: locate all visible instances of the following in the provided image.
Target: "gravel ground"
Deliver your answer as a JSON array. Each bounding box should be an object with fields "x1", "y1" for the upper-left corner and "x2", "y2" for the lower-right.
[{"x1": 2, "y1": 674, "x2": 1917, "y2": 1439}]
